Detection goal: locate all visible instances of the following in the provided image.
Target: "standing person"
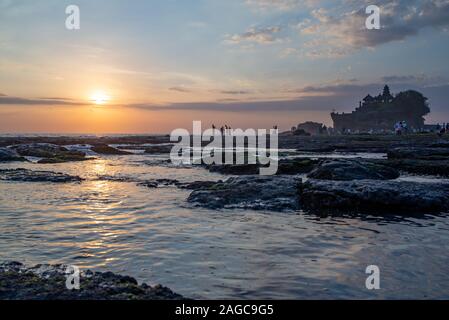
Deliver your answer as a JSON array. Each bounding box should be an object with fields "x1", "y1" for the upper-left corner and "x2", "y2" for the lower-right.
[
  {"x1": 394, "y1": 122, "x2": 400, "y2": 135},
  {"x1": 402, "y1": 121, "x2": 408, "y2": 134},
  {"x1": 220, "y1": 126, "x2": 224, "y2": 136}
]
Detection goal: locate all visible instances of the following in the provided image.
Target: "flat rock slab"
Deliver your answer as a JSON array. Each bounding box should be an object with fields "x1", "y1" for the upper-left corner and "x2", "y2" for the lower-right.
[
  {"x1": 388, "y1": 147, "x2": 449, "y2": 160},
  {"x1": 0, "y1": 261, "x2": 183, "y2": 300},
  {"x1": 188, "y1": 176, "x2": 302, "y2": 211},
  {"x1": 301, "y1": 179, "x2": 449, "y2": 214},
  {"x1": 0, "y1": 168, "x2": 83, "y2": 183},
  {"x1": 307, "y1": 159, "x2": 400, "y2": 181}
]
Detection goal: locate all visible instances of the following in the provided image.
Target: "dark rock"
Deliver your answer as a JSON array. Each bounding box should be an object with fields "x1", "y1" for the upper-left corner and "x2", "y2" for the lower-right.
[
  {"x1": 307, "y1": 159, "x2": 400, "y2": 181},
  {"x1": 37, "y1": 155, "x2": 90, "y2": 164},
  {"x1": 206, "y1": 164, "x2": 260, "y2": 175},
  {"x1": 301, "y1": 179, "x2": 449, "y2": 214},
  {"x1": 187, "y1": 176, "x2": 302, "y2": 211},
  {"x1": 177, "y1": 180, "x2": 219, "y2": 190},
  {"x1": 144, "y1": 144, "x2": 174, "y2": 154},
  {"x1": 277, "y1": 158, "x2": 320, "y2": 175},
  {"x1": 383, "y1": 159, "x2": 449, "y2": 177},
  {"x1": 96, "y1": 175, "x2": 139, "y2": 183},
  {"x1": 10, "y1": 143, "x2": 87, "y2": 163},
  {"x1": 139, "y1": 179, "x2": 218, "y2": 190},
  {"x1": 0, "y1": 169, "x2": 83, "y2": 183},
  {"x1": 206, "y1": 158, "x2": 319, "y2": 176},
  {"x1": 388, "y1": 147, "x2": 449, "y2": 160},
  {"x1": 91, "y1": 144, "x2": 132, "y2": 155},
  {"x1": 0, "y1": 261, "x2": 183, "y2": 300},
  {"x1": 0, "y1": 147, "x2": 26, "y2": 162}
]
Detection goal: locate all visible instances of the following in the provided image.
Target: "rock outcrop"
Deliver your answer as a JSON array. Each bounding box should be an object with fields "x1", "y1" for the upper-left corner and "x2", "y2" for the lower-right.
[
  {"x1": 144, "y1": 144, "x2": 174, "y2": 154},
  {"x1": 0, "y1": 169, "x2": 83, "y2": 183},
  {"x1": 139, "y1": 179, "x2": 218, "y2": 190},
  {"x1": 301, "y1": 179, "x2": 449, "y2": 214},
  {"x1": 388, "y1": 147, "x2": 449, "y2": 160},
  {"x1": 91, "y1": 144, "x2": 132, "y2": 155},
  {"x1": 187, "y1": 176, "x2": 301, "y2": 211},
  {"x1": 0, "y1": 148, "x2": 26, "y2": 162},
  {"x1": 307, "y1": 159, "x2": 400, "y2": 181},
  {"x1": 0, "y1": 261, "x2": 183, "y2": 300},
  {"x1": 206, "y1": 158, "x2": 319, "y2": 176},
  {"x1": 9, "y1": 143, "x2": 87, "y2": 163}
]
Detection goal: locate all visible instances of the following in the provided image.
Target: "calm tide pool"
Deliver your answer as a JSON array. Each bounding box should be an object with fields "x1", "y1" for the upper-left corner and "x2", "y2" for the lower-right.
[{"x1": 1, "y1": 153, "x2": 449, "y2": 299}]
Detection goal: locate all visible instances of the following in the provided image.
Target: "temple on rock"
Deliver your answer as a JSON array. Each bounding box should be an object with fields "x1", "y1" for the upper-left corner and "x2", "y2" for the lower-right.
[{"x1": 331, "y1": 85, "x2": 430, "y2": 133}]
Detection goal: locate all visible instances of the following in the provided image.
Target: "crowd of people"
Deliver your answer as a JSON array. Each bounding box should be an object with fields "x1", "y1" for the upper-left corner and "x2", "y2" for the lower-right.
[
  {"x1": 394, "y1": 121, "x2": 408, "y2": 135},
  {"x1": 211, "y1": 124, "x2": 278, "y2": 135},
  {"x1": 436, "y1": 123, "x2": 449, "y2": 136}
]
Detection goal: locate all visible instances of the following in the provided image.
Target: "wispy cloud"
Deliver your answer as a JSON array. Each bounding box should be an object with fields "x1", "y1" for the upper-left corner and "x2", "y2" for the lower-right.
[
  {"x1": 219, "y1": 90, "x2": 252, "y2": 95},
  {"x1": 245, "y1": 0, "x2": 316, "y2": 11},
  {"x1": 0, "y1": 94, "x2": 84, "y2": 106},
  {"x1": 225, "y1": 26, "x2": 283, "y2": 45},
  {"x1": 168, "y1": 86, "x2": 192, "y2": 93}
]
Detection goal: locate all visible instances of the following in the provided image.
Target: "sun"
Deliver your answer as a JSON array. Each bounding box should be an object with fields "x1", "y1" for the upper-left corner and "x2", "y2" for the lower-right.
[{"x1": 90, "y1": 91, "x2": 110, "y2": 105}]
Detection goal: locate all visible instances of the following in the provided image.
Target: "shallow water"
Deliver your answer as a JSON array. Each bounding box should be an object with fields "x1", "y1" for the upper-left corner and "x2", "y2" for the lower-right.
[{"x1": 1, "y1": 152, "x2": 449, "y2": 299}]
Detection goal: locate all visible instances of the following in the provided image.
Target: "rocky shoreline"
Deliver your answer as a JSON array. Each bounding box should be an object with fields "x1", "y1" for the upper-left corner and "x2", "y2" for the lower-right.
[
  {"x1": 1, "y1": 134, "x2": 449, "y2": 215},
  {"x1": 0, "y1": 261, "x2": 184, "y2": 300}
]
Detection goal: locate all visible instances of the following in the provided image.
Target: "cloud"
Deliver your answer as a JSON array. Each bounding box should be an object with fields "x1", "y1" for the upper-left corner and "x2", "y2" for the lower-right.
[
  {"x1": 154, "y1": 76, "x2": 449, "y2": 114},
  {"x1": 381, "y1": 74, "x2": 447, "y2": 85},
  {"x1": 225, "y1": 26, "x2": 283, "y2": 45},
  {"x1": 245, "y1": 0, "x2": 316, "y2": 11},
  {"x1": 294, "y1": 0, "x2": 449, "y2": 57},
  {"x1": 169, "y1": 87, "x2": 191, "y2": 93},
  {"x1": 0, "y1": 95, "x2": 84, "y2": 106},
  {"x1": 219, "y1": 90, "x2": 252, "y2": 95}
]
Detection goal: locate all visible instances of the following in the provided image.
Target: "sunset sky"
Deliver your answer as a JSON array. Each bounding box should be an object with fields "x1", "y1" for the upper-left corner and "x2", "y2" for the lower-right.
[{"x1": 1, "y1": 0, "x2": 449, "y2": 133}]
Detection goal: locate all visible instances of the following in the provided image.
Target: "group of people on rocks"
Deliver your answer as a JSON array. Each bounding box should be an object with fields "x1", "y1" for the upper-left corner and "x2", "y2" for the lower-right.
[
  {"x1": 394, "y1": 121, "x2": 408, "y2": 135},
  {"x1": 212, "y1": 124, "x2": 233, "y2": 135},
  {"x1": 211, "y1": 124, "x2": 279, "y2": 135},
  {"x1": 436, "y1": 123, "x2": 449, "y2": 136}
]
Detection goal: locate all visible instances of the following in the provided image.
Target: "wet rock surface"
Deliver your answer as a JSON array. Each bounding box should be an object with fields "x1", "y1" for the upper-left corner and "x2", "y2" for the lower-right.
[
  {"x1": 0, "y1": 169, "x2": 83, "y2": 183},
  {"x1": 0, "y1": 261, "x2": 183, "y2": 300},
  {"x1": 387, "y1": 147, "x2": 449, "y2": 160},
  {"x1": 0, "y1": 147, "x2": 26, "y2": 162},
  {"x1": 206, "y1": 158, "x2": 319, "y2": 175},
  {"x1": 307, "y1": 159, "x2": 400, "y2": 181},
  {"x1": 9, "y1": 143, "x2": 87, "y2": 163},
  {"x1": 301, "y1": 179, "x2": 449, "y2": 214},
  {"x1": 91, "y1": 144, "x2": 133, "y2": 155},
  {"x1": 144, "y1": 144, "x2": 174, "y2": 154},
  {"x1": 139, "y1": 179, "x2": 218, "y2": 190},
  {"x1": 187, "y1": 176, "x2": 302, "y2": 211},
  {"x1": 382, "y1": 159, "x2": 449, "y2": 177}
]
